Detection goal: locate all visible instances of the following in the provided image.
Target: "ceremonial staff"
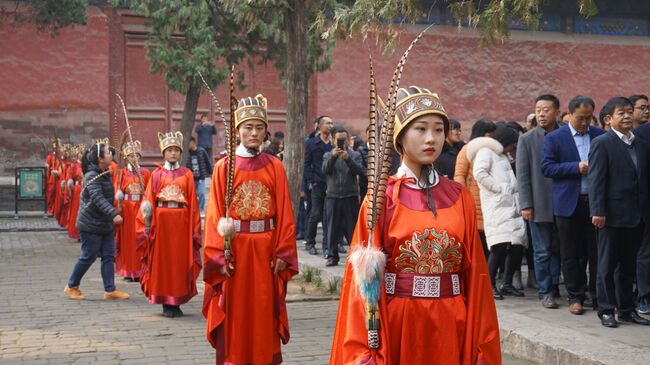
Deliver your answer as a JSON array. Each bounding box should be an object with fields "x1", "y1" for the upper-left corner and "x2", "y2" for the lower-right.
[
  {"x1": 198, "y1": 67, "x2": 237, "y2": 264},
  {"x1": 349, "y1": 25, "x2": 432, "y2": 350}
]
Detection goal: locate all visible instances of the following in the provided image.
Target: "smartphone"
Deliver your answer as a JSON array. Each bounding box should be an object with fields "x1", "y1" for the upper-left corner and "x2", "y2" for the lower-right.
[{"x1": 337, "y1": 138, "x2": 345, "y2": 150}]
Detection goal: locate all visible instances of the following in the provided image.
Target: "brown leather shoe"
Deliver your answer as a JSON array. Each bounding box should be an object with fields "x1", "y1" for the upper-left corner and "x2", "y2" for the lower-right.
[
  {"x1": 104, "y1": 289, "x2": 130, "y2": 300},
  {"x1": 569, "y1": 302, "x2": 584, "y2": 315},
  {"x1": 63, "y1": 285, "x2": 84, "y2": 300}
]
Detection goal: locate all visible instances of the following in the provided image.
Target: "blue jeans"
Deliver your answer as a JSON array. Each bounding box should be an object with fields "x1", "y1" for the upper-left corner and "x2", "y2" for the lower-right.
[
  {"x1": 529, "y1": 222, "x2": 560, "y2": 298},
  {"x1": 196, "y1": 178, "x2": 206, "y2": 214},
  {"x1": 67, "y1": 231, "x2": 116, "y2": 292}
]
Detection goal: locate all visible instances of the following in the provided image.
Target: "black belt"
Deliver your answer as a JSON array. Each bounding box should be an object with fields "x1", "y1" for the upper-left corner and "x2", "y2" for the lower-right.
[{"x1": 579, "y1": 194, "x2": 589, "y2": 202}]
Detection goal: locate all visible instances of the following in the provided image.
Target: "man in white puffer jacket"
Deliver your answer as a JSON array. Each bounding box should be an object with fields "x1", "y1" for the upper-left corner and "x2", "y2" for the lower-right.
[{"x1": 467, "y1": 124, "x2": 528, "y2": 300}]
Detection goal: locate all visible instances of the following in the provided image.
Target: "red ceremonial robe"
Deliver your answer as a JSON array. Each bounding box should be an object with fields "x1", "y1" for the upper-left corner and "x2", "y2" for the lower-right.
[
  {"x1": 67, "y1": 161, "x2": 83, "y2": 240},
  {"x1": 46, "y1": 152, "x2": 58, "y2": 213},
  {"x1": 330, "y1": 170, "x2": 501, "y2": 365},
  {"x1": 53, "y1": 159, "x2": 68, "y2": 225},
  {"x1": 116, "y1": 166, "x2": 151, "y2": 279},
  {"x1": 136, "y1": 163, "x2": 202, "y2": 305},
  {"x1": 203, "y1": 148, "x2": 298, "y2": 365},
  {"x1": 58, "y1": 161, "x2": 72, "y2": 228}
]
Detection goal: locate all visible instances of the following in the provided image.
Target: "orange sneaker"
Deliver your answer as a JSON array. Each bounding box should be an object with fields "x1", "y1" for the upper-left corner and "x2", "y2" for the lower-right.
[
  {"x1": 63, "y1": 285, "x2": 84, "y2": 300},
  {"x1": 104, "y1": 290, "x2": 130, "y2": 300}
]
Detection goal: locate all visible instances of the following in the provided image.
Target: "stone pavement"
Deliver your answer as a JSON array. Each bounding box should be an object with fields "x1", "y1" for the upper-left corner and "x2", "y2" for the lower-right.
[
  {"x1": 297, "y1": 242, "x2": 650, "y2": 365},
  {"x1": 0, "y1": 216, "x2": 64, "y2": 232},
  {"x1": 0, "y1": 230, "x2": 339, "y2": 365}
]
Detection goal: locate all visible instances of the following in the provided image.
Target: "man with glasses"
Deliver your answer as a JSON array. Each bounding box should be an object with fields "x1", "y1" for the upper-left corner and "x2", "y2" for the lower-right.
[
  {"x1": 436, "y1": 119, "x2": 465, "y2": 178},
  {"x1": 630, "y1": 94, "x2": 649, "y2": 129}
]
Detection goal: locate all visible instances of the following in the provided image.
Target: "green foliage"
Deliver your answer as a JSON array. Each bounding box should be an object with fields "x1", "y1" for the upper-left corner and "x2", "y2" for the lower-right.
[
  {"x1": 222, "y1": 0, "x2": 337, "y2": 83},
  {"x1": 326, "y1": 277, "x2": 340, "y2": 294},
  {"x1": 1, "y1": 0, "x2": 88, "y2": 35},
  {"x1": 326, "y1": 0, "x2": 599, "y2": 48},
  {"x1": 302, "y1": 266, "x2": 316, "y2": 283}
]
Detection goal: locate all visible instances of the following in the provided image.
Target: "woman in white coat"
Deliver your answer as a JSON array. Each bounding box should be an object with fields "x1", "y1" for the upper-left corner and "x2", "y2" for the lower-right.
[{"x1": 466, "y1": 124, "x2": 528, "y2": 300}]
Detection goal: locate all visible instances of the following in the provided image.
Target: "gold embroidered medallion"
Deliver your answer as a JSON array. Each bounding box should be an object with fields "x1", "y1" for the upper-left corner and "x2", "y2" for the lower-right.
[
  {"x1": 232, "y1": 180, "x2": 271, "y2": 220},
  {"x1": 395, "y1": 228, "x2": 463, "y2": 274}
]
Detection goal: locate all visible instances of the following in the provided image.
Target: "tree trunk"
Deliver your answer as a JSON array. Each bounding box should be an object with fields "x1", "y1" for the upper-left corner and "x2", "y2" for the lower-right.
[
  {"x1": 180, "y1": 81, "x2": 201, "y2": 160},
  {"x1": 283, "y1": 0, "x2": 309, "y2": 215}
]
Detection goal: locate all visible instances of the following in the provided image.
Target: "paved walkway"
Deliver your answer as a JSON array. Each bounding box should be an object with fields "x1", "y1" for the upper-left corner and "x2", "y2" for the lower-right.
[{"x1": 0, "y1": 230, "x2": 338, "y2": 365}]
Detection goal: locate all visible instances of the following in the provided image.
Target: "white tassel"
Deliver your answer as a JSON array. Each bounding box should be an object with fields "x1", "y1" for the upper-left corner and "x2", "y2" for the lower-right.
[
  {"x1": 116, "y1": 189, "x2": 124, "y2": 202},
  {"x1": 67, "y1": 179, "x2": 74, "y2": 191},
  {"x1": 349, "y1": 241, "x2": 386, "y2": 305},
  {"x1": 217, "y1": 217, "x2": 236, "y2": 240},
  {"x1": 140, "y1": 200, "x2": 152, "y2": 219}
]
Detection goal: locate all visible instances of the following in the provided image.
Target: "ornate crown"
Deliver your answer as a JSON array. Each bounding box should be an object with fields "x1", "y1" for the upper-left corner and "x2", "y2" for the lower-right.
[
  {"x1": 93, "y1": 137, "x2": 110, "y2": 145},
  {"x1": 392, "y1": 86, "x2": 449, "y2": 145},
  {"x1": 158, "y1": 131, "x2": 183, "y2": 153},
  {"x1": 122, "y1": 140, "x2": 142, "y2": 158},
  {"x1": 235, "y1": 94, "x2": 268, "y2": 128}
]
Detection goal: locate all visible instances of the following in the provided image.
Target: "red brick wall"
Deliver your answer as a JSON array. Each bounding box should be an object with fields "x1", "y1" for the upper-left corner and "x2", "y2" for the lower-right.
[
  {"x1": 0, "y1": 6, "x2": 110, "y2": 174},
  {"x1": 314, "y1": 26, "x2": 650, "y2": 137}
]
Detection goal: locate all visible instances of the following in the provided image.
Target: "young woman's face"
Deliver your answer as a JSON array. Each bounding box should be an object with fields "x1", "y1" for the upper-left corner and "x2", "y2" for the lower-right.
[
  {"x1": 164, "y1": 146, "x2": 181, "y2": 164},
  {"x1": 399, "y1": 114, "x2": 446, "y2": 166}
]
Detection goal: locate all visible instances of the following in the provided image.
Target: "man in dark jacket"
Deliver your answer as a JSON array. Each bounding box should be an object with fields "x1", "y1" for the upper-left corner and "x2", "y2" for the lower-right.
[
  {"x1": 187, "y1": 137, "x2": 212, "y2": 215},
  {"x1": 589, "y1": 97, "x2": 650, "y2": 327},
  {"x1": 65, "y1": 143, "x2": 129, "y2": 301},
  {"x1": 322, "y1": 126, "x2": 365, "y2": 266},
  {"x1": 303, "y1": 116, "x2": 333, "y2": 255}
]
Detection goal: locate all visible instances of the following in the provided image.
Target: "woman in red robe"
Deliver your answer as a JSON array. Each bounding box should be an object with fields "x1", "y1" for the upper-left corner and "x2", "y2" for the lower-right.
[
  {"x1": 203, "y1": 94, "x2": 298, "y2": 365},
  {"x1": 67, "y1": 145, "x2": 85, "y2": 240},
  {"x1": 330, "y1": 86, "x2": 501, "y2": 365},
  {"x1": 136, "y1": 131, "x2": 201, "y2": 318},
  {"x1": 54, "y1": 146, "x2": 69, "y2": 226},
  {"x1": 115, "y1": 141, "x2": 151, "y2": 281},
  {"x1": 46, "y1": 138, "x2": 60, "y2": 214},
  {"x1": 59, "y1": 146, "x2": 73, "y2": 229}
]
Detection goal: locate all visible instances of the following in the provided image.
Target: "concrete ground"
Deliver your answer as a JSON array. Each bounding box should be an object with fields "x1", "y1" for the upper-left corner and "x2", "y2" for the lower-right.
[{"x1": 0, "y1": 216, "x2": 627, "y2": 364}]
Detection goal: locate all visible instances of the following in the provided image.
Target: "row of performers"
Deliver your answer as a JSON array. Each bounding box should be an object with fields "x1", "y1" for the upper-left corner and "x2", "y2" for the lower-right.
[{"x1": 57, "y1": 86, "x2": 501, "y2": 364}]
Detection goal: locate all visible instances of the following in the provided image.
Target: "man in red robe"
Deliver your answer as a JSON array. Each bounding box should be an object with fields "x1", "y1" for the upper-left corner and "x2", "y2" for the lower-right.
[
  {"x1": 115, "y1": 140, "x2": 151, "y2": 281},
  {"x1": 67, "y1": 145, "x2": 85, "y2": 240},
  {"x1": 203, "y1": 94, "x2": 298, "y2": 365},
  {"x1": 136, "y1": 131, "x2": 202, "y2": 318}
]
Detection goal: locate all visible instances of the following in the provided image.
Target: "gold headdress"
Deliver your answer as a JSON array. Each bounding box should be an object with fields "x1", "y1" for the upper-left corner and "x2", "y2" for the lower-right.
[
  {"x1": 122, "y1": 140, "x2": 142, "y2": 158},
  {"x1": 158, "y1": 131, "x2": 183, "y2": 153},
  {"x1": 391, "y1": 86, "x2": 449, "y2": 146},
  {"x1": 235, "y1": 94, "x2": 268, "y2": 128},
  {"x1": 93, "y1": 137, "x2": 110, "y2": 146}
]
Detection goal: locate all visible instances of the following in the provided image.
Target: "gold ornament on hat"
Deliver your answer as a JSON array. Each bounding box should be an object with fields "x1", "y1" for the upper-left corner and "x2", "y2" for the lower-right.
[
  {"x1": 235, "y1": 94, "x2": 268, "y2": 128},
  {"x1": 93, "y1": 137, "x2": 110, "y2": 146},
  {"x1": 391, "y1": 86, "x2": 449, "y2": 146},
  {"x1": 158, "y1": 131, "x2": 183, "y2": 153},
  {"x1": 122, "y1": 140, "x2": 142, "y2": 159}
]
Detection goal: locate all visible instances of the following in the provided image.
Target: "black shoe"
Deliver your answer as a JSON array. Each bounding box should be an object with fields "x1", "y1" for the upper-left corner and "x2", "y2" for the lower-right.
[
  {"x1": 308, "y1": 246, "x2": 318, "y2": 255},
  {"x1": 162, "y1": 304, "x2": 175, "y2": 318},
  {"x1": 541, "y1": 295, "x2": 559, "y2": 309},
  {"x1": 123, "y1": 277, "x2": 133, "y2": 282},
  {"x1": 583, "y1": 297, "x2": 593, "y2": 309},
  {"x1": 500, "y1": 284, "x2": 525, "y2": 297},
  {"x1": 493, "y1": 287, "x2": 504, "y2": 300},
  {"x1": 325, "y1": 258, "x2": 339, "y2": 267},
  {"x1": 618, "y1": 311, "x2": 650, "y2": 325},
  {"x1": 600, "y1": 314, "x2": 618, "y2": 328},
  {"x1": 172, "y1": 305, "x2": 183, "y2": 318},
  {"x1": 133, "y1": 277, "x2": 140, "y2": 283}
]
